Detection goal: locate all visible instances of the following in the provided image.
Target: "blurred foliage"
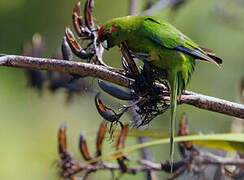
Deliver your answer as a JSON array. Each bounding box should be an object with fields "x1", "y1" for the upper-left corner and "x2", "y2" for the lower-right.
[
  {"x1": 0, "y1": 0, "x2": 244, "y2": 179},
  {"x1": 0, "y1": 0, "x2": 27, "y2": 13}
]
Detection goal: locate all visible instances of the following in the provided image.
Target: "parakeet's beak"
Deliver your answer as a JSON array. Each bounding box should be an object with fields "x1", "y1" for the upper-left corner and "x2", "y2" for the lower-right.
[{"x1": 101, "y1": 40, "x2": 109, "y2": 50}]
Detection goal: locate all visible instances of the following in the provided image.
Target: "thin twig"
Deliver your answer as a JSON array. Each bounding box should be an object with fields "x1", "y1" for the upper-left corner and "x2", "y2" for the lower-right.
[
  {"x1": 0, "y1": 54, "x2": 244, "y2": 119},
  {"x1": 196, "y1": 151, "x2": 244, "y2": 166},
  {"x1": 140, "y1": 151, "x2": 244, "y2": 168},
  {"x1": 72, "y1": 153, "x2": 244, "y2": 173}
]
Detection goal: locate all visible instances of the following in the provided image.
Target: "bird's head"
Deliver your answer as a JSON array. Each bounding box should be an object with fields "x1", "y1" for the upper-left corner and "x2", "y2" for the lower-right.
[{"x1": 97, "y1": 23, "x2": 120, "y2": 50}]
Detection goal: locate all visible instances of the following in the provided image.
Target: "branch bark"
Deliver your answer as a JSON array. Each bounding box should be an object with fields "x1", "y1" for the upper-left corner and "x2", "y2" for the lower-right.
[
  {"x1": 0, "y1": 54, "x2": 244, "y2": 119},
  {"x1": 0, "y1": 55, "x2": 129, "y2": 87}
]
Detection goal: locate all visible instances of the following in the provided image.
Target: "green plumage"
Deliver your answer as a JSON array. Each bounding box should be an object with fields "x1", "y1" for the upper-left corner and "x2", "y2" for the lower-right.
[{"x1": 98, "y1": 15, "x2": 222, "y2": 168}]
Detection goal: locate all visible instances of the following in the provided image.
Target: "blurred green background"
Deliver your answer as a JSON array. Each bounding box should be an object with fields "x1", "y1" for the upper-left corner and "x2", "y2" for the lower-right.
[{"x1": 0, "y1": 0, "x2": 244, "y2": 179}]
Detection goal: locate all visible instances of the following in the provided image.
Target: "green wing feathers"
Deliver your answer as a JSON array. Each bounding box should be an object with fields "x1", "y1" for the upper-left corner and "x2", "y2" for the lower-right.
[
  {"x1": 142, "y1": 17, "x2": 223, "y2": 66},
  {"x1": 142, "y1": 17, "x2": 199, "y2": 50}
]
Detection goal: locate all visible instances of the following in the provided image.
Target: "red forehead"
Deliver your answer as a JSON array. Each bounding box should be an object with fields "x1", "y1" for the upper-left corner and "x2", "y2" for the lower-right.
[
  {"x1": 98, "y1": 25, "x2": 106, "y2": 39},
  {"x1": 98, "y1": 25, "x2": 119, "y2": 40}
]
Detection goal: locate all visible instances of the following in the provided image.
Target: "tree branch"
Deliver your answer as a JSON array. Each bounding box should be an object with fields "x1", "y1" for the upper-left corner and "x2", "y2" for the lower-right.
[
  {"x1": 0, "y1": 54, "x2": 129, "y2": 87},
  {"x1": 0, "y1": 54, "x2": 244, "y2": 119}
]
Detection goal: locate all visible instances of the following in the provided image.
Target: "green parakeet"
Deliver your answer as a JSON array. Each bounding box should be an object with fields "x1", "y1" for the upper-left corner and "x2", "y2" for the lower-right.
[{"x1": 97, "y1": 15, "x2": 222, "y2": 167}]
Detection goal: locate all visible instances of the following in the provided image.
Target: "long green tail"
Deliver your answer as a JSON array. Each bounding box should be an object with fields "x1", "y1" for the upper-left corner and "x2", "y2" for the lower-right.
[{"x1": 169, "y1": 74, "x2": 178, "y2": 172}]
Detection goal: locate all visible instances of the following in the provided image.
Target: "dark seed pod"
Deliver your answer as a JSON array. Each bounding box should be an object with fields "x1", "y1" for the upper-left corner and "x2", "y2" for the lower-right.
[
  {"x1": 117, "y1": 124, "x2": 129, "y2": 151},
  {"x1": 61, "y1": 37, "x2": 84, "y2": 79},
  {"x1": 79, "y1": 132, "x2": 93, "y2": 161},
  {"x1": 120, "y1": 57, "x2": 127, "y2": 70},
  {"x1": 84, "y1": 0, "x2": 95, "y2": 31},
  {"x1": 61, "y1": 36, "x2": 73, "y2": 61},
  {"x1": 120, "y1": 43, "x2": 139, "y2": 74},
  {"x1": 96, "y1": 121, "x2": 108, "y2": 157},
  {"x1": 26, "y1": 70, "x2": 46, "y2": 91},
  {"x1": 116, "y1": 124, "x2": 129, "y2": 173},
  {"x1": 178, "y1": 114, "x2": 193, "y2": 150},
  {"x1": 72, "y1": 2, "x2": 83, "y2": 36},
  {"x1": 58, "y1": 122, "x2": 69, "y2": 160},
  {"x1": 121, "y1": 56, "x2": 131, "y2": 72},
  {"x1": 98, "y1": 79, "x2": 136, "y2": 100},
  {"x1": 95, "y1": 92, "x2": 123, "y2": 122},
  {"x1": 65, "y1": 27, "x2": 93, "y2": 59}
]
